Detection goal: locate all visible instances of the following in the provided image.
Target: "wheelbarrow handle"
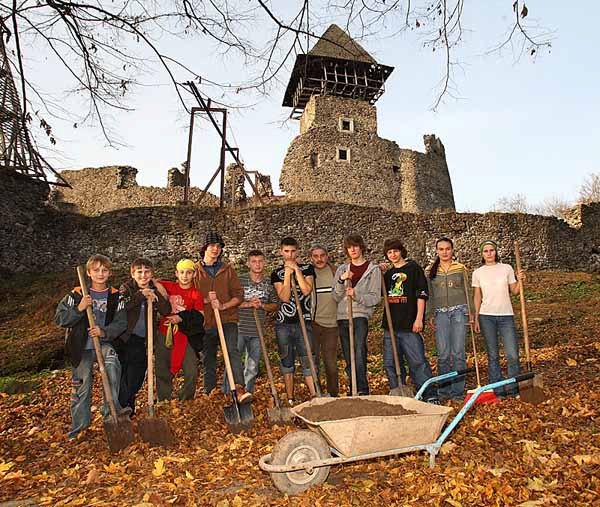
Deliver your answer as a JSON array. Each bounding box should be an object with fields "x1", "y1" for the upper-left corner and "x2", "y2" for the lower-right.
[{"x1": 415, "y1": 367, "x2": 475, "y2": 400}]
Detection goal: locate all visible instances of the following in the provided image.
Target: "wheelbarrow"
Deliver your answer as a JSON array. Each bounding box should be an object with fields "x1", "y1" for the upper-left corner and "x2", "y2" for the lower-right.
[{"x1": 259, "y1": 371, "x2": 535, "y2": 495}]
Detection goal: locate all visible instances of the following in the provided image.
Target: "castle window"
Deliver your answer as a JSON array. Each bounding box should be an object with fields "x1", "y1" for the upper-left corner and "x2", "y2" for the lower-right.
[
  {"x1": 339, "y1": 118, "x2": 354, "y2": 133},
  {"x1": 337, "y1": 147, "x2": 350, "y2": 162},
  {"x1": 392, "y1": 165, "x2": 400, "y2": 174},
  {"x1": 310, "y1": 152, "x2": 319, "y2": 169}
]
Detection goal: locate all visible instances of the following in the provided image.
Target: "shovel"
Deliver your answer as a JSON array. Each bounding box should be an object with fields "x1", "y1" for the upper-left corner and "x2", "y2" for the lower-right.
[
  {"x1": 461, "y1": 267, "x2": 499, "y2": 405},
  {"x1": 214, "y1": 306, "x2": 253, "y2": 432},
  {"x1": 253, "y1": 308, "x2": 293, "y2": 424},
  {"x1": 380, "y1": 271, "x2": 414, "y2": 397},
  {"x1": 138, "y1": 298, "x2": 175, "y2": 446},
  {"x1": 76, "y1": 266, "x2": 135, "y2": 453},
  {"x1": 514, "y1": 241, "x2": 547, "y2": 405},
  {"x1": 344, "y1": 273, "x2": 359, "y2": 397},
  {"x1": 290, "y1": 277, "x2": 321, "y2": 397}
]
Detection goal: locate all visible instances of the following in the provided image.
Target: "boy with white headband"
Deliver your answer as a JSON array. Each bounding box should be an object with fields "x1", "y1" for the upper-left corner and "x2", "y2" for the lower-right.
[{"x1": 155, "y1": 259, "x2": 205, "y2": 401}]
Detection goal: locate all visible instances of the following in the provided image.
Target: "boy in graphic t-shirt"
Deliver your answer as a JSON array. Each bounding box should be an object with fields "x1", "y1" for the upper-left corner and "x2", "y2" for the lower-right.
[
  {"x1": 271, "y1": 237, "x2": 317, "y2": 405},
  {"x1": 381, "y1": 239, "x2": 439, "y2": 403}
]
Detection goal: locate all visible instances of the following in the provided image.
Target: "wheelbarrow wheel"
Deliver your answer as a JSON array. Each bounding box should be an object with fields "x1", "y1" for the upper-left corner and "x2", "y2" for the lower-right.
[{"x1": 270, "y1": 430, "x2": 331, "y2": 495}]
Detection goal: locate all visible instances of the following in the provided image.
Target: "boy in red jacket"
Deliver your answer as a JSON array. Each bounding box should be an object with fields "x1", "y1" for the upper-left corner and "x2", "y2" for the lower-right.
[{"x1": 155, "y1": 259, "x2": 205, "y2": 401}]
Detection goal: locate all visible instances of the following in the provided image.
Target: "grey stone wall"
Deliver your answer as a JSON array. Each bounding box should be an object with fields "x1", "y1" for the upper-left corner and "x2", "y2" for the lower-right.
[
  {"x1": 279, "y1": 95, "x2": 456, "y2": 213},
  {"x1": 51, "y1": 166, "x2": 218, "y2": 215},
  {"x1": 2, "y1": 172, "x2": 599, "y2": 276}
]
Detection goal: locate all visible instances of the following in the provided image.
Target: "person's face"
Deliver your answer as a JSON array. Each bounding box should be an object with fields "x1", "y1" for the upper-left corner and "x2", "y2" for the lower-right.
[
  {"x1": 482, "y1": 245, "x2": 497, "y2": 264},
  {"x1": 88, "y1": 262, "x2": 110, "y2": 286},
  {"x1": 175, "y1": 268, "x2": 196, "y2": 288},
  {"x1": 247, "y1": 255, "x2": 265, "y2": 274},
  {"x1": 310, "y1": 248, "x2": 329, "y2": 269},
  {"x1": 436, "y1": 241, "x2": 454, "y2": 262},
  {"x1": 347, "y1": 244, "x2": 363, "y2": 260},
  {"x1": 206, "y1": 243, "x2": 222, "y2": 259},
  {"x1": 386, "y1": 249, "x2": 403, "y2": 264},
  {"x1": 281, "y1": 245, "x2": 298, "y2": 262},
  {"x1": 131, "y1": 265, "x2": 153, "y2": 288}
]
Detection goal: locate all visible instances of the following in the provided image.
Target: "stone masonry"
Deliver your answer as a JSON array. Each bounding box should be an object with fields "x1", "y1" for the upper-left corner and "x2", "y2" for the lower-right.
[{"x1": 280, "y1": 95, "x2": 455, "y2": 213}]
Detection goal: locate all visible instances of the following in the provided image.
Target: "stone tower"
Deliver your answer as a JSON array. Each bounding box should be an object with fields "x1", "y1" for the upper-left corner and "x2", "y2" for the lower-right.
[{"x1": 279, "y1": 24, "x2": 455, "y2": 213}]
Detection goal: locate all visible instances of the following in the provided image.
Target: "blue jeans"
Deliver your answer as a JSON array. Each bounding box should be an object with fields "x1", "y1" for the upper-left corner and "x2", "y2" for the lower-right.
[
  {"x1": 435, "y1": 306, "x2": 468, "y2": 400},
  {"x1": 223, "y1": 334, "x2": 261, "y2": 393},
  {"x1": 275, "y1": 322, "x2": 315, "y2": 377},
  {"x1": 479, "y1": 315, "x2": 521, "y2": 397},
  {"x1": 384, "y1": 330, "x2": 438, "y2": 401},
  {"x1": 338, "y1": 318, "x2": 369, "y2": 395},
  {"x1": 69, "y1": 344, "x2": 123, "y2": 438}
]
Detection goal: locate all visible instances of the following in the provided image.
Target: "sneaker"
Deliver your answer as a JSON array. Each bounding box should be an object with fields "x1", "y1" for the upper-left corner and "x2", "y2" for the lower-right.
[
  {"x1": 287, "y1": 399, "x2": 295, "y2": 407},
  {"x1": 118, "y1": 407, "x2": 133, "y2": 418},
  {"x1": 235, "y1": 385, "x2": 253, "y2": 404},
  {"x1": 426, "y1": 397, "x2": 441, "y2": 405}
]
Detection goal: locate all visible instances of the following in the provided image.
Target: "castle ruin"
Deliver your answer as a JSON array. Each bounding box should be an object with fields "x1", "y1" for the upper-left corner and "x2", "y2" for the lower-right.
[{"x1": 279, "y1": 24, "x2": 455, "y2": 213}]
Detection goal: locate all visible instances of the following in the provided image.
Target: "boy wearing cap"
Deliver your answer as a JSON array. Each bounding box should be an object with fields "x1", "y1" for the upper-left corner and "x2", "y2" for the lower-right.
[
  {"x1": 194, "y1": 231, "x2": 252, "y2": 404},
  {"x1": 55, "y1": 254, "x2": 129, "y2": 438},
  {"x1": 155, "y1": 259, "x2": 205, "y2": 401},
  {"x1": 117, "y1": 258, "x2": 170, "y2": 414}
]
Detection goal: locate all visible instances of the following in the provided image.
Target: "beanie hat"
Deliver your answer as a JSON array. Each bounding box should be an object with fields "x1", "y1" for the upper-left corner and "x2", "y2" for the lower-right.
[
  {"x1": 176, "y1": 259, "x2": 196, "y2": 271},
  {"x1": 200, "y1": 231, "x2": 225, "y2": 255}
]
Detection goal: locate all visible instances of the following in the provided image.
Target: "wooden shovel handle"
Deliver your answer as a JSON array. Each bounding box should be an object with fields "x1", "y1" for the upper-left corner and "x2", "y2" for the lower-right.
[
  {"x1": 253, "y1": 308, "x2": 280, "y2": 408},
  {"x1": 461, "y1": 267, "x2": 481, "y2": 387},
  {"x1": 514, "y1": 241, "x2": 532, "y2": 367},
  {"x1": 290, "y1": 276, "x2": 321, "y2": 396},
  {"x1": 147, "y1": 298, "x2": 154, "y2": 417},
  {"x1": 345, "y1": 268, "x2": 357, "y2": 397},
  {"x1": 213, "y1": 306, "x2": 237, "y2": 392},
  {"x1": 380, "y1": 271, "x2": 403, "y2": 386},
  {"x1": 76, "y1": 266, "x2": 119, "y2": 422}
]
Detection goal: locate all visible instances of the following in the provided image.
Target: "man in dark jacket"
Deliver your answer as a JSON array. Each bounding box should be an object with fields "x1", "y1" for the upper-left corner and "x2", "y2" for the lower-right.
[{"x1": 55, "y1": 254, "x2": 129, "y2": 438}]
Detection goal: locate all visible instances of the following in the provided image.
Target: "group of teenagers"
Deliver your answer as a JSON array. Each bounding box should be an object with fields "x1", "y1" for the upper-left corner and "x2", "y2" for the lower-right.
[{"x1": 55, "y1": 231, "x2": 525, "y2": 439}]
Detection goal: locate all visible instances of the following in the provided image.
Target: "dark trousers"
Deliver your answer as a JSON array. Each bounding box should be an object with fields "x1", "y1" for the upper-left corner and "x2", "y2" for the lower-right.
[
  {"x1": 117, "y1": 334, "x2": 147, "y2": 414},
  {"x1": 203, "y1": 323, "x2": 244, "y2": 394},
  {"x1": 338, "y1": 317, "x2": 369, "y2": 395},
  {"x1": 155, "y1": 332, "x2": 198, "y2": 401},
  {"x1": 313, "y1": 322, "x2": 340, "y2": 396}
]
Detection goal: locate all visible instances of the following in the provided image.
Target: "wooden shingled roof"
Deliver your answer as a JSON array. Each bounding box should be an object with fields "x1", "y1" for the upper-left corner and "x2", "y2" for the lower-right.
[{"x1": 308, "y1": 24, "x2": 377, "y2": 64}]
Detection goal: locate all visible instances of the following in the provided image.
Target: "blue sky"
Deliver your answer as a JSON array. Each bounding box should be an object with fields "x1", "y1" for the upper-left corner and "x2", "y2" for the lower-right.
[{"x1": 34, "y1": 2, "x2": 599, "y2": 212}]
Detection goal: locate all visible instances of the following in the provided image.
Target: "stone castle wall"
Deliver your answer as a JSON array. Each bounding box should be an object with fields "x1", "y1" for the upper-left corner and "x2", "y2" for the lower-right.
[
  {"x1": 280, "y1": 95, "x2": 455, "y2": 213},
  {"x1": 2, "y1": 173, "x2": 599, "y2": 276},
  {"x1": 51, "y1": 166, "x2": 219, "y2": 215}
]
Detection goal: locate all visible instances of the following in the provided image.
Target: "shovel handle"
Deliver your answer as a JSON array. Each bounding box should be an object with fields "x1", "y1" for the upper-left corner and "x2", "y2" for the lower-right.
[
  {"x1": 76, "y1": 266, "x2": 119, "y2": 422},
  {"x1": 514, "y1": 372, "x2": 535, "y2": 383},
  {"x1": 381, "y1": 271, "x2": 404, "y2": 388},
  {"x1": 345, "y1": 270, "x2": 357, "y2": 397},
  {"x1": 213, "y1": 306, "x2": 237, "y2": 394},
  {"x1": 253, "y1": 308, "x2": 280, "y2": 409},
  {"x1": 514, "y1": 241, "x2": 532, "y2": 366},
  {"x1": 461, "y1": 267, "x2": 481, "y2": 386},
  {"x1": 291, "y1": 276, "x2": 321, "y2": 397},
  {"x1": 147, "y1": 298, "x2": 154, "y2": 417}
]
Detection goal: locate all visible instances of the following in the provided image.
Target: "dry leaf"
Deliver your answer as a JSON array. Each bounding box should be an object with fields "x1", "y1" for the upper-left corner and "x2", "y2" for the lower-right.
[
  {"x1": 152, "y1": 458, "x2": 166, "y2": 477},
  {"x1": 527, "y1": 477, "x2": 546, "y2": 492},
  {"x1": 566, "y1": 358, "x2": 578, "y2": 366},
  {"x1": 573, "y1": 454, "x2": 600, "y2": 466}
]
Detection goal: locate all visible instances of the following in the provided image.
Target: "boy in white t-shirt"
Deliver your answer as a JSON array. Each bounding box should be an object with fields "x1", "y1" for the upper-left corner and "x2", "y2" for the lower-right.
[{"x1": 472, "y1": 240, "x2": 524, "y2": 398}]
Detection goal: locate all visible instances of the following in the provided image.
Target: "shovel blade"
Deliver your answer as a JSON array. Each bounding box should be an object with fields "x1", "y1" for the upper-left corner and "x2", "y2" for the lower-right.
[
  {"x1": 103, "y1": 416, "x2": 135, "y2": 453},
  {"x1": 390, "y1": 384, "x2": 415, "y2": 397},
  {"x1": 519, "y1": 381, "x2": 547, "y2": 405},
  {"x1": 224, "y1": 402, "x2": 253, "y2": 433},
  {"x1": 139, "y1": 417, "x2": 176, "y2": 447},
  {"x1": 267, "y1": 406, "x2": 294, "y2": 425}
]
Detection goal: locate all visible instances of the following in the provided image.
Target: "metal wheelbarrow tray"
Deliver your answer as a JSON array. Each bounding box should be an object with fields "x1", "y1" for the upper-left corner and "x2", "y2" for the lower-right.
[{"x1": 259, "y1": 372, "x2": 535, "y2": 495}]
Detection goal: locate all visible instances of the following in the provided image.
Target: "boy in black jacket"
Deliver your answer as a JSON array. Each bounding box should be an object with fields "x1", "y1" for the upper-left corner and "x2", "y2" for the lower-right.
[
  {"x1": 55, "y1": 254, "x2": 129, "y2": 439},
  {"x1": 118, "y1": 258, "x2": 170, "y2": 414}
]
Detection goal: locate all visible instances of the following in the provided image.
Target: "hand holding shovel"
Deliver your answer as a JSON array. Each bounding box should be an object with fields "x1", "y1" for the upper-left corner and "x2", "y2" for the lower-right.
[{"x1": 76, "y1": 266, "x2": 134, "y2": 453}]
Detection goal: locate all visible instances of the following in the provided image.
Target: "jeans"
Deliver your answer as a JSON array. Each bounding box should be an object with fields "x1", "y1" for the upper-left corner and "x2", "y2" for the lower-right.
[
  {"x1": 338, "y1": 318, "x2": 369, "y2": 395},
  {"x1": 312, "y1": 322, "x2": 340, "y2": 396},
  {"x1": 275, "y1": 322, "x2": 315, "y2": 377},
  {"x1": 116, "y1": 334, "x2": 147, "y2": 414},
  {"x1": 155, "y1": 332, "x2": 198, "y2": 401},
  {"x1": 381, "y1": 332, "x2": 409, "y2": 390},
  {"x1": 435, "y1": 306, "x2": 468, "y2": 400},
  {"x1": 223, "y1": 334, "x2": 262, "y2": 393},
  {"x1": 384, "y1": 330, "x2": 438, "y2": 401},
  {"x1": 203, "y1": 323, "x2": 244, "y2": 394},
  {"x1": 69, "y1": 344, "x2": 123, "y2": 438},
  {"x1": 479, "y1": 314, "x2": 521, "y2": 397}
]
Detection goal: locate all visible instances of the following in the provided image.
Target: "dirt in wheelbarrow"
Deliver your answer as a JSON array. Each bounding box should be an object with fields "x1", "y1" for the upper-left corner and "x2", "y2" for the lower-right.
[{"x1": 297, "y1": 398, "x2": 417, "y2": 422}]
